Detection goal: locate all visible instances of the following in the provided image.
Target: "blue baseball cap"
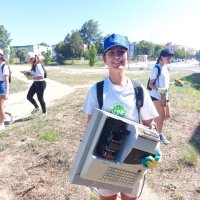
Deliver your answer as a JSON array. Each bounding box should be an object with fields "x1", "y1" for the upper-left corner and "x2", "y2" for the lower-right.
[
  {"x1": 160, "y1": 49, "x2": 174, "y2": 57},
  {"x1": 104, "y1": 33, "x2": 129, "y2": 52}
]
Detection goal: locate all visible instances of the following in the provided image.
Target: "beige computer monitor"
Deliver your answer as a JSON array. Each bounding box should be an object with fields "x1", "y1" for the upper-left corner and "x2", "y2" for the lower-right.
[{"x1": 70, "y1": 109, "x2": 160, "y2": 193}]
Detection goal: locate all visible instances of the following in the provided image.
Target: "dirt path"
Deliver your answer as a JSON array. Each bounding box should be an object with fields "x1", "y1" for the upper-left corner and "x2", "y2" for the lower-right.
[
  {"x1": 5, "y1": 66, "x2": 75, "y2": 119},
  {"x1": 0, "y1": 66, "x2": 163, "y2": 200}
]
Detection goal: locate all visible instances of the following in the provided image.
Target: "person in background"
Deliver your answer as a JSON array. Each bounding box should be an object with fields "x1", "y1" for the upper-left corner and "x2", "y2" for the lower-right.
[
  {"x1": 83, "y1": 34, "x2": 161, "y2": 200},
  {"x1": 148, "y1": 49, "x2": 174, "y2": 145},
  {"x1": 26, "y1": 52, "x2": 47, "y2": 118},
  {"x1": 0, "y1": 49, "x2": 9, "y2": 129}
]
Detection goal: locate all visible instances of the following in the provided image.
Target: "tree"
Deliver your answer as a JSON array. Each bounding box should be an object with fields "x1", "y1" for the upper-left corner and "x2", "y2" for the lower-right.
[
  {"x1": 0, "y1": 25, "x2": 12, "y2": 50},
  {"x1": 79, "y1": 19, "x2": 103, "y2": 49},
  {"x1": 38, "y1": 42, "x2": 50, "y2": 47},
  {"x1": 174, "y1": 49, "x2": 186, "y2": 59},
  {"x1": 44, "y1": 49, "x2": 51, "y2": 65},
  {"x1": 154, "y1": 44, "x2": 163, "y2": 59},
  {"x1": 64, "y1": 31, "x2": 84, "y2": 59},
  {"x1": 55, "y1": 41, "x2": 67, "y2": 57},
  {"x1": 54, "y1": 41, "x2": 67, "y2": 64},
  {"x1": 88, "y1": 44, "x2": 97, "y2": 67},
  {"x1": 81, "y1": 49, "x2": 89, "y2": 60},
  {"x1": 9, "y1": 47, "x2": 15, "y2": 64},
  {"x1": 16, "y1": 49, "x2": 28, "y2": 64},
  {"x1": 137, "y1": 40, "x2": 154, "y2": 56}
]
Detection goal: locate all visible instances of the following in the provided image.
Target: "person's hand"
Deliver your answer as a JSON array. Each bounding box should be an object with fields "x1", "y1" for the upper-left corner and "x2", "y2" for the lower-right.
[
  {"x1": 21, "y1": 71, "x2": 31, "y2": 76},
  {"x1": 157, "y1": 88, "x2": 168, "y2": 95},
  {"x1": 174, "y1": 79, "x2": 184, "y2": 87},
  {"x1": 140, "y1": 150, "x2": 162, "y2": 169},
  {"x1": 27, "y1": 75, "x2": 33, "y2": 80}
]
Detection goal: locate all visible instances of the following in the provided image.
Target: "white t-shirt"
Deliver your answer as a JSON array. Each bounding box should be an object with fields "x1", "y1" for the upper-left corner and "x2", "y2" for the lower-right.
[
  {"x1": 83, "y1": 77, "x2": 158, "y2": 123},
  {"x1": 149, "y1": 64, "x2": 170, "y2": 100},
  {"x1": 31, "y1": 64, "x2": 44, "y2": 80},
  {"x1": 0, "y1": 62, "x2": 9, "y2": 81}
]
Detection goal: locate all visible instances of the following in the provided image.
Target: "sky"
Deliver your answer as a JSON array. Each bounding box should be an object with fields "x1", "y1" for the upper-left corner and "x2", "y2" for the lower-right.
[{"x1": 1, "y1": 0, "x2": 200, "y2": 50}]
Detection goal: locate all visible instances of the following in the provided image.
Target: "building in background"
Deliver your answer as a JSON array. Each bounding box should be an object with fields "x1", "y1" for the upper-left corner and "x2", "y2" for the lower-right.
[
  {"x1": 11, "y1": 44, "x2": 51, "y2": 55},
  {"x1": 165, "y1": 42, "x2": 196, "y2": 55}
]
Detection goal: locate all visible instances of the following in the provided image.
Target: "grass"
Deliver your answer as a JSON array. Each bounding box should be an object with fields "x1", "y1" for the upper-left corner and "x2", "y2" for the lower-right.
[
  {"x1": 47, "y1": 68, "x2": 200, "y2": 111},
  {"x1": 169, "y1": 72, "x2": 200, "y2": 111},
  {"x1": 0, "y1": 143, "x2": 6, "y2": 152},
  {"x1": 47, "y1": 70, "x2": 107, "y2": 86},
  {"x1": 0, "y1": 67, "x2": 200, "y2": 200},
  {"x1": 10, "y1": 77, "x2": 29, "y2": 94},
  {"x1": 171, "y1": 194, "x2": 185, "y2": 200},
  {"x1": 38, "y1": 131, "x2": 59, "y2": 142},
  {"x1": 179, "y1": 144, "x2": 198, "y2": 166}
]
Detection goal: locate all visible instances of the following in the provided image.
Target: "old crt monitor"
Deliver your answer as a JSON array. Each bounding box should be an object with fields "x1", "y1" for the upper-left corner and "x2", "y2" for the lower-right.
[{"x1": 70, "y1": 109, "x2": 160, "y2": 193}]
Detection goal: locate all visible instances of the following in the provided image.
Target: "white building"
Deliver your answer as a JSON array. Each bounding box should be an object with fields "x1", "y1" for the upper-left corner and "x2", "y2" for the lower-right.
[
  {"x1": 11, "y1": 44, "x2": 51, "y2": 55},
  {"x1": 165, "y1": 42, "x2": 196, "y2": 55}
]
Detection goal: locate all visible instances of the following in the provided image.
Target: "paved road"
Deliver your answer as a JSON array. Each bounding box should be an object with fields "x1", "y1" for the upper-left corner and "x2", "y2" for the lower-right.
[{"x1": 128, "y1": 60, "x2": 200, "y2": 71}]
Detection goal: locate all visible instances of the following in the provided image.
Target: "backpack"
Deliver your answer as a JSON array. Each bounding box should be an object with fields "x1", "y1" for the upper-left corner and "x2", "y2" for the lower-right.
[
  {"x1": 1, "y1": 63, "x2": 11, "y2": 83},
  {"x1": 41, "y1": 65, "x2": 47, "y2": 78},
  {"x1": 96, "y1": 80, "x2": 144, "y2": 123},
  {"x1": 147, "y1": 65, "x2": 161, "y2": 90}
]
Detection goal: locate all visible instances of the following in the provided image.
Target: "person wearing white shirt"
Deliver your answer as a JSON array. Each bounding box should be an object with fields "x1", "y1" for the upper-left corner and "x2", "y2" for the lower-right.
[
  {"x1": 27, "y1": 52, "x2": 47, "y2": 118},
  {"x1": 0, "y1": 49, "x2": 9, "y2": 129},
  {"x1": 83, "y1": 34, "x2": 159, "y2": 200},
  {"x1": 148, "y1": 49, "x2": 174, "y2": 145}
]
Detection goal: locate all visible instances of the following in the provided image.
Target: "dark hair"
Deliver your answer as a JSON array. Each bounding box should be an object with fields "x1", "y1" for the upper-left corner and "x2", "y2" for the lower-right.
[
  {"x1": 31, "y1": 55, "x2": 40, "y2": 72},
  {"x1": 0, "y1": 55, "x2": 6, "y2": 62},
  {"x1": 156, "y1": 56, "x2": 161, "y2": 64}
]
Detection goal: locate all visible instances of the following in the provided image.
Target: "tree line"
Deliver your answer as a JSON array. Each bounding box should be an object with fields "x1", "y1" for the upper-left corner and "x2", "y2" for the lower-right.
[{"x1": 0, "y1": 21, "x2": 199, "y2": 67}]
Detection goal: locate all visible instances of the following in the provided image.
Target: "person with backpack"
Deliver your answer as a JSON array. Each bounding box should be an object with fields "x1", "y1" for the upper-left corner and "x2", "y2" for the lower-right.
[
  {"x1": 148, "y1": 49, "x2": 174, "y2": 145},
  {"x1": 83, "y1": 34, "x2": 160, "y2": 200},
  {"x1": 26, "y1": 52, "x2": 47, "y2": 118},
  {"x1": 0, "y1": 49, "x2": 10, "y2": 129}
]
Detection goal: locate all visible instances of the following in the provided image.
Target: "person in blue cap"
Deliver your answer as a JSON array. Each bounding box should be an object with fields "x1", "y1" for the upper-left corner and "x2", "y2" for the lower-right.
[
  {"x1": 148, "y1": 49, "x2": 174, "y2": 145},
  {"x1": 83, "y1": 34, "x2": 161, "y2": 200}
]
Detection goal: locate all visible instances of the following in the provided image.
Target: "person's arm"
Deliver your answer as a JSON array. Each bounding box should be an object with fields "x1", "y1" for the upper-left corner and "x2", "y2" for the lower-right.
[
  {"x1": 149, "y1": 79, "x2": 157, "y2": 91},
  {"x1": 87, "y1": 114, "x2": 92, "y2": 123},
  {"x1": 142, "y1": 118, "x2": 157, "y2": 131},
  {"x1": 4, "y1": 75, "x2": 9, "y2": 100},
  {"x1": 142, "y1": 118, "x2": 153, "y2": 127}
]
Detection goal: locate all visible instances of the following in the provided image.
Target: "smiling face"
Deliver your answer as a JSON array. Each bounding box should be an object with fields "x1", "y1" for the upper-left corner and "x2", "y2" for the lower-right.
[{"x1": 104, "y1": 46, "x2": 128, "y2": 72}]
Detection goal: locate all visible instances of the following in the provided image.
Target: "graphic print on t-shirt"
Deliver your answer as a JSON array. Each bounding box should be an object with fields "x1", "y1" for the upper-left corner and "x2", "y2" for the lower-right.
[{"x1": 109, "y1": 104, "x2": 128, "y2": 118}]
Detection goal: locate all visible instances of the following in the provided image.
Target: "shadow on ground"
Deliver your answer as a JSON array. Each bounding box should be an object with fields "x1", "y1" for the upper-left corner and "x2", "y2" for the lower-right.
[
  {"x1": 184, "y1": 73, "x2": 200, "y2": 153},
  {"x1": 183, "y1": 73, "x2": 200, "y2": 90},
  {"x1": 4, "y1": 116, "x2": 33, "y2": 126},
  {"x1": 189, "y1": 122, "x2": 200, "y2": 153}
]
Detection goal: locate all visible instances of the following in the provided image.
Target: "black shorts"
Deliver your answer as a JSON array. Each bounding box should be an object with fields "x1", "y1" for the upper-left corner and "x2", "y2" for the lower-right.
[
  {"x1": 151, "y1": 96, "x2": 159, "y2": 101},
  {"x1": 150, "y1": 96, "x2": 169, "y2": 102}
]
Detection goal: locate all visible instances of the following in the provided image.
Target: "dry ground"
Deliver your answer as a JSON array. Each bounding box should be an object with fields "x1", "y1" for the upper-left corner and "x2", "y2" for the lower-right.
[{"x1": 0, "y1": 67, "x2": 200, "y2": 200}]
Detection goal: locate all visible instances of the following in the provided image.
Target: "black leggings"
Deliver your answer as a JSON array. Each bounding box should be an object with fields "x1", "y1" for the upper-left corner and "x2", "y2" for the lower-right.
[{"x1": 27, "y1": 81, "x2": 46, "y2": 113}]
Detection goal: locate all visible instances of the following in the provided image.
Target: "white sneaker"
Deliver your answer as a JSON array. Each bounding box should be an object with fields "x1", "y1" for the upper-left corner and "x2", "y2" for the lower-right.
[
  {"x1": 40, "y1": 113, "x2": 47, "y2": 118},
  {"x1": 31, "y1": 108, "x2": 40, "y2": 114},
  {"x1": 9, "y1": 115, "x2": 17, "y2": 124},
  {"x1": 159, "y1": 133, "x2": 170, "y2": 145},
  {"x1": 0, "y1": 124, "x2": 5, "y2": 130}
]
